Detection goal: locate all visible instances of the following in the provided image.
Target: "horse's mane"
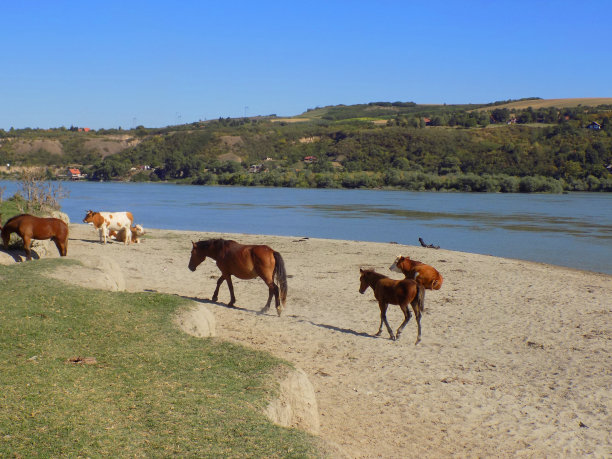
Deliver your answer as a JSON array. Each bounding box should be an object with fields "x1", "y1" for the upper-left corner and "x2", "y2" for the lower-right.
[
  {"x1": 4, "y1": 214, "x2": 30, "y2": 225},
  {"x1": 196, "y1": 238, "x2": 227, "y2": 249},
  {"x1": 361, "y1": 268, "x2": 388, "y2": 280}
]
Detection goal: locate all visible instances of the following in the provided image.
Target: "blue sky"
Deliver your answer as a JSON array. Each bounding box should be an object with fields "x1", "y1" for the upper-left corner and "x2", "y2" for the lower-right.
[{"x1": 2, "y1": 1, "x2": 610, "y2": 130}]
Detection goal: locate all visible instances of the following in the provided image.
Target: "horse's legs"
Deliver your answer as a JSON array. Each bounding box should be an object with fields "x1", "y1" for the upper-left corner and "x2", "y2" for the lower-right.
[
  {"x1": 212, "y1": 276, "x2": 225, "y2": 302},
  {"x1": 53, "y1": 237, "x2": 67, "y2": 257},
  {"x1": 1, "y1": 232, "x2": 9, "y2": 249},
  {"x1": 410, "y1": 301, "x2": 422, "y2": 345},
  {"x1": 376, "y1": 302, "x2": 395, "y2": 340},
  {"x1": 22, "y1": 235, "x2": 32, "y2": 260},
  {"x1": 225, "y1": 276, "x2": 237, "y2": 307},
  {"x1": 395, "y1": 304, "x2": 412, "y2": 339},
  {"x1": 259, "y1": 282, "x2": 279, "y2": 315},
  {"x1": 271, "y1": 283, "x2": 281, "y2": 316},
  {"x1": 260, "y1": 293, "x2": 272, "y2": 314}
]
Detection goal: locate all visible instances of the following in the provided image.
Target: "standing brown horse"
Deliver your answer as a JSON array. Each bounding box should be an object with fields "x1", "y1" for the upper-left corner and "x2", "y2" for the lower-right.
[
  {"x1": 188, "y1": 239, "x2": 288, "y2": 316},
  {"x1": 1, "y1": 214, "x2": 69, "y2": 260},
  {"x1": 359, "y1": 268, "x2": 425, "y2": 344}
]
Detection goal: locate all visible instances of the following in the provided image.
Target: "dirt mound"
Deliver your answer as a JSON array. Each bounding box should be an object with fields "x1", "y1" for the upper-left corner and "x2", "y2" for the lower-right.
[
  {"x1": 174, "y1": 303, "x2": 216, "y2": 337},
  {"x1": 265, "y1": 367, "x2": 320, "y2": 435},
  {"x1": 48, "y1": 255, "x2": 126, "y2": 291}
]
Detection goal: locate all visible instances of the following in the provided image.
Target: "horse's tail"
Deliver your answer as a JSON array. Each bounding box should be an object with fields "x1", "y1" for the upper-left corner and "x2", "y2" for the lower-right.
[
  {"x1": 273, "y1": 251, "x2": 288, "y2": 306},
  {"x1": 416, "y1": 282, "x2": 425, "y2": 314},
  {"x1": 432, "y1": 272, "x2": 443, "y2": 290}
]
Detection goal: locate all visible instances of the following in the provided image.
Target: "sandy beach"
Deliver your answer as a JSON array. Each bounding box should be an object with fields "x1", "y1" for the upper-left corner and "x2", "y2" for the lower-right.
[{"x1": 7, "y1": 223, "x2": 611, "y2": 458}]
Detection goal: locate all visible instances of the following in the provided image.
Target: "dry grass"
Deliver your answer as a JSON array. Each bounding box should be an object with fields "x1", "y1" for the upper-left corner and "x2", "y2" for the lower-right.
[
  {"x1": 484, "y1": 98, "x2": 612, "y2": 111},
  {"x1": 270, "y1": 117, "x2": 311, "y2": 123}
]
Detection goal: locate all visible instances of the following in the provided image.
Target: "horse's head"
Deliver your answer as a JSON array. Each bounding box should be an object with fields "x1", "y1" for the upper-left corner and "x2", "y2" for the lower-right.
[
  {"x1": 188, "y1": 241, "x2": 206, "y2": 271},
  {"x1": 389, "y1": 254, "x2": 405, "y2": 273},
  {"x1": 359, "y1": 268, "x2": 372, "y2": 294}
]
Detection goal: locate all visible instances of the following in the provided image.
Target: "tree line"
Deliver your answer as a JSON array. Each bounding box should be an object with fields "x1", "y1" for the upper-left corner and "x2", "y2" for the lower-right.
[{"x1": 1, "y1": 102, "x2": 611, "y2": 192}]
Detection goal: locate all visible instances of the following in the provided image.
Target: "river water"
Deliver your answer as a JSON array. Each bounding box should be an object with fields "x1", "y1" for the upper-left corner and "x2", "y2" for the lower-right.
[{"x1": 1, "y1": 181, "x2": 610, "y2": 274}]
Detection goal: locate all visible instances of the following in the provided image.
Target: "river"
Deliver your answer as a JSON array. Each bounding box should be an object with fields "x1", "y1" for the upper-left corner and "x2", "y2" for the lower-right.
[{"x1": 1, "y1": 181, "x2": 610, "y2": 274}]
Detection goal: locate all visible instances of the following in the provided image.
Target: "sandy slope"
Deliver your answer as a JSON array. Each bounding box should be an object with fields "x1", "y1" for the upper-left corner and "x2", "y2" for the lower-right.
[{"x1": 32, "y1": 224, "x2": 612, "y2": 457}]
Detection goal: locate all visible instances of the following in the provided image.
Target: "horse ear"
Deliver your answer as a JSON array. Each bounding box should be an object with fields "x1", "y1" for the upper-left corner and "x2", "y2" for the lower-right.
[{"x1": 360, "y1": 268, "x2": 364, "y2": 273}]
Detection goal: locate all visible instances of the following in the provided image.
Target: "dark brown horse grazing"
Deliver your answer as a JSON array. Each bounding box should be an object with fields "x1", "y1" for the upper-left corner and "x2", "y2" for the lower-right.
[
  {"x1": 1, "y1": 214, "x2": 69, "y2": 260},
  {"x1": 359, "y1": 268, "x2": 425, "y2": 344},
  {"x1": 188, "y1": 239, "x2": 288, "y2": 316}
]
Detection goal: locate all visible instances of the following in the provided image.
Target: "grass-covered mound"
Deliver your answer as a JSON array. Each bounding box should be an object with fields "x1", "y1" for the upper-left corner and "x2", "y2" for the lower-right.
[{"x1": 0, "y1": 259, "x2": 323, "y2": 457}]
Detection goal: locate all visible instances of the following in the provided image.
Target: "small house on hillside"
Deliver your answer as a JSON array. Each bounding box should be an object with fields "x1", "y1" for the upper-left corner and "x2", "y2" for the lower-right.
[
  {"x1": 587, "y1": 121, "x2": 601, "y2": 130},
  {"x1": 67, "y1": 168, "x2": 84, "y2": 180},
  {"x1": 304, "y1": 156, "x2": 317, "y2": 163}
]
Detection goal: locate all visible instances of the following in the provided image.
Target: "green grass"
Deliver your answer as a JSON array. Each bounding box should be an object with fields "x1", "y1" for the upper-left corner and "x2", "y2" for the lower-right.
[{"x1": 0, "y1": 259, "x2": 324, "y2": 457}]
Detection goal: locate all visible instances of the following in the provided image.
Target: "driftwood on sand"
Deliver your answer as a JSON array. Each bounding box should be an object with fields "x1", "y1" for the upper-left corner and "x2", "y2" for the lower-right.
[{"x1": 419, "y1": 237, "x2": 440, "y2": 249}]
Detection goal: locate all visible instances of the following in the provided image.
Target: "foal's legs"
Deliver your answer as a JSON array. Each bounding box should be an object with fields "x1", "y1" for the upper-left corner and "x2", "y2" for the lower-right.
[
  {"x1": 410, "y1": 299, "x2": 422, "y2": 345},
  {"x1": 375, "y1": 302, "x2": 395, "y2": 340},
  {"x1": 395, "y1": 304, "x2": 412, "y2": 339}
]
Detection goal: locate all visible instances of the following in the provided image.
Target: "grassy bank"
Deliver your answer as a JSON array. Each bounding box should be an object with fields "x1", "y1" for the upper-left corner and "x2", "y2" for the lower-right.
[{"x1": 0, "y1": 259, "x2": 323, "y2": 457}]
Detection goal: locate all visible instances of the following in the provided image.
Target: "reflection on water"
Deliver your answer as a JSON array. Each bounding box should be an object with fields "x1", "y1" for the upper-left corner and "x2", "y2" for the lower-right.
[
  {"x1": 305, "y1": 204, "x2": 611, "y2": 239},
  {"x1": 0, "y1": 181, "x2": 610, "y2": 273}
]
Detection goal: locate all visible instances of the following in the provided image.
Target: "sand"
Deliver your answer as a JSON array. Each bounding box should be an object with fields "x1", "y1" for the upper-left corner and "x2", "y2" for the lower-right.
[{"x1": 15, "y1": 223, "x2": 612, "y2": 457}]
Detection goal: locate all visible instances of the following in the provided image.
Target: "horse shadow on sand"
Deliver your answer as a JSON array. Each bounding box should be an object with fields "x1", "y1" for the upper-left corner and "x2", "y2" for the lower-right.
[
  {"x1": 176, "y1": 293, "x2": 375, "y2": 339},
  {"x1": 178, "y1": 294, "x2": 255, "y2": 314},
  {"x1": 0, "y1": 247, "x2": 42, "y2": 262}
]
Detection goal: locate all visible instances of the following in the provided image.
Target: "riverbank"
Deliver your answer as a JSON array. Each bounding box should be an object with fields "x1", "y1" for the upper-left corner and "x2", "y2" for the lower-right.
[
  {"x1": 9, "y1": 223, "x2": 612, "y2": 457},
  {"x1": 3, "y1": 181, "x2": 611, "y2": 274}
]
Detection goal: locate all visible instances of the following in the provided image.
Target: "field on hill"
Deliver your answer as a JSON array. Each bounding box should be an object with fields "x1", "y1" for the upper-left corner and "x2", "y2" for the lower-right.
[{"x1": 484, "y1": 97, "x2": 612, "y2": 111}]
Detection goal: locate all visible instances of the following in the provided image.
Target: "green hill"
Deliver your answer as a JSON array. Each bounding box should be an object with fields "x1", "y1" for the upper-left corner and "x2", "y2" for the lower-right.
[{"x1": 1, "y1": 98, "x2": 611, "y2": 192}]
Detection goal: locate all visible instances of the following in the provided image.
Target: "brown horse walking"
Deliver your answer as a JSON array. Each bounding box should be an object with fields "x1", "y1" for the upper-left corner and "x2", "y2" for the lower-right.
[
  {"x1": 188, "y1": 239, "x2": 288, "y2": 316},
  {"x1": 359, "y1": 268, "x2": 425, "y2": 344},
  {"x1": 1, "y1": 214, "x2": 69, "y2": 260}
]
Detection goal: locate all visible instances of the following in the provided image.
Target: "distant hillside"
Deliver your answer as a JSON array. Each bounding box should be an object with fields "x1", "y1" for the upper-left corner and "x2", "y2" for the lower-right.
[
  {"x1": 481, "y1": 98, "x2": 612, "y2": 111},
  {"x1": 298, "y1": 101, "x2": 482, "y2": 122},
  {"x1": 300, "y1": 98, "x2": 612, "y2": 121},
  {"x1": 1, "y1": 98, "x2": 611, "y2": 192}
]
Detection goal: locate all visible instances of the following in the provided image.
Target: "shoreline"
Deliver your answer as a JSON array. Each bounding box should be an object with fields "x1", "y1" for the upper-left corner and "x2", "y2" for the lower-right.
[
  {"x1": 1, "y1": 180, "x2": 610, "y2": 274},
  {"x1": 30, "y1": 223, "x2": 610, "y2": 457}
]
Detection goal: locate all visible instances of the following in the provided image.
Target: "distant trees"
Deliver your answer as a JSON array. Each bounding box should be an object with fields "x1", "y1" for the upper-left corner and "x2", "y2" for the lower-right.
[{"x1": 2, "y1": 102, "x2": 611, "y2": 193}]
